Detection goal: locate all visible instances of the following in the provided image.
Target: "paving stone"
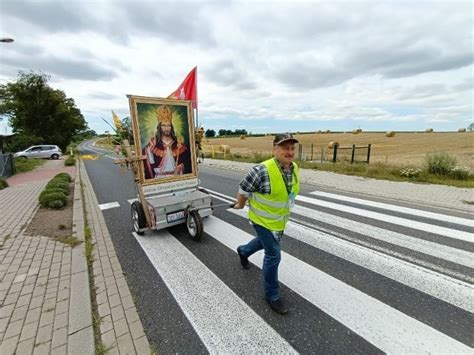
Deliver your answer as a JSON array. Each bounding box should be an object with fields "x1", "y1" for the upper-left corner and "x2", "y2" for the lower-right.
[
  {"x1": 110, "y1": 304, "x2": 125, "y2": 322},
  {"x1": 2, "y1": 291, "x2": 20, "y2": 306},
  {"x1": 24, "y1": 307, "x2": 41, "y2": 325},
  {"x1": 125, "y1": 307, "x2": 140, "y2": 325},
  {"x1": 101, "y1": 329, "x2": 117, "y2": 350},
  {"x1": 51, "y1": 327, "x2": 67, "y2": 349},
  {"x1": 0, "y1": 304, "x2": 15, "y2": 319},
  {"x1": 116, "y1": 332, "x2": 135, "y2": 354},
  {"x1": 99, "y1": 314, "x2": 113, "y2": 335},
  {"x1": 108, "y1": 293, "x2": 121, "y2": 308},
  {"x1": 4, "y1": 319, "x2": 23, "y2": 339},
  {"x1": 16, "y1": 337, "x2": 35, "y2": 354},
  {"x1": 133, "y1": 335, "x2": 151, "y2": 354},
  {"x1": 50, "y1": 344, "x2": 67, "y2": 355},
  {"x1": 33, "y1": 340, "x2": 51, "y2": 355},
  {"x1": 53, "y1": 312, "x2": 68, "y2": 331},
  {"x1": 36, "y1": 323, "x2": 53, "y2": 344},
  {"x1": 0, "y1": 335, "x2": 19, "y2": 354},
  {"x1": 20, "y1": 321, "x2": 38, "y2": 342},
  {"x1": 10, "y1": 305, "x2": 28, "y2": 322},
  {"x1": 129, "y1": 319, "x2": 146, "y2": 341},
  {"x1": 113, "y1": 318, "x2": 129, "y2": 338}
]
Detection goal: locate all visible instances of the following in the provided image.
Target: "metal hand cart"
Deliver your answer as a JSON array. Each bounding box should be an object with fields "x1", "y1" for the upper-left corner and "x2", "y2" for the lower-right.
[{"x1": 115, "y1": 95, "x2": 229, "y2": 240}]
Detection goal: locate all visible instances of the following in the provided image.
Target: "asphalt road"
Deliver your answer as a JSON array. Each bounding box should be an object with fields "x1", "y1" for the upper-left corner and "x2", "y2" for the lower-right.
[{"x1": 79, "y1": 140, "x2": 474, "y2": 354}]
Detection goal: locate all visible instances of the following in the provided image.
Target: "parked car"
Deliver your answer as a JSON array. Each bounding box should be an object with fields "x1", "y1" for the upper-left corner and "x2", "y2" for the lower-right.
[{"x1": 14, "y1": 145, "x2": 62, "y2": 160}]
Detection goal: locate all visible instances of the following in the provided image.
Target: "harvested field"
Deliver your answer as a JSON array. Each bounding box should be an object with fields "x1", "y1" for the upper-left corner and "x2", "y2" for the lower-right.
[{"x1": 203, "y1": 132, "x2": 473, "y2": 167}]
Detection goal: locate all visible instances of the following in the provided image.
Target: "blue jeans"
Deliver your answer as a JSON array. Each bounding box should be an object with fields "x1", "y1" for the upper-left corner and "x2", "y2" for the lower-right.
[{"x1": 239, "y1": 224, "x2": 282, "y2": 302}]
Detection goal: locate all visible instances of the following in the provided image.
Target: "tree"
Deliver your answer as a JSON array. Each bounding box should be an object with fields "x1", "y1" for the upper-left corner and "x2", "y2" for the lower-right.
[
  {"x1": 205, "y1": 129, "x2": 216, "y2": 138},
  {"x1": 468, "y1": 123, "x2": 474, "y2": 132},
  {"x1": 0, "y1": 71, "x2": 87, "y2": 151}
]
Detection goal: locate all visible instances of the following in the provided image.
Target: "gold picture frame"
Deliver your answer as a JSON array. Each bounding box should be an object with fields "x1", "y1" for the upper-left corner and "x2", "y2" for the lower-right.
[{"x1": 128, "y1": 95, "x2": 197, "y2": 186}]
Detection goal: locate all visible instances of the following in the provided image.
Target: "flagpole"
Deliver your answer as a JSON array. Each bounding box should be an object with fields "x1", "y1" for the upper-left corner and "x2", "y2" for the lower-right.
[{"x1": 195, "y1": 66, "x2": 199, "y2": 128}]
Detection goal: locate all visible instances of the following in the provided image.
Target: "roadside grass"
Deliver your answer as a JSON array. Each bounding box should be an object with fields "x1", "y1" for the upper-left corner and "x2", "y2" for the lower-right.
[
  {"x1": 207, "y1": 153, "x2": 474, "y2": 188},
  {"x1": 94, "y1": 136, "x2": 119, "y2": 150},
  {"x1": 54, "y1": 235, "x2": 82, "y2": 247},
  {"x1": 15, "y1": 157, "x2": 45, "y2": 173}
]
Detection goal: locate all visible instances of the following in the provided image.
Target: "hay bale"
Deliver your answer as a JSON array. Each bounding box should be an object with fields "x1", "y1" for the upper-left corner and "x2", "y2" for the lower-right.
[
  {"x1": 425, "y1": 128, "x2": 434, "y2": 133},
  {"x1": 219, "y1": 145, "x2": 231, "y2": 153},
  {"x1": 458, "y1": 128, "x2": 466, "y2": 132},
  {"x1": 327, "y1": 141, "x2": 339, "y2": 148},
  {"x1": 352, "y1": 129, "x2": 359, "y2": 134},
  {"x1": 240, "y1": 135, "x2": 246, "y2": 140},
  {"x1": 386, "y1": 131, "x2": 396, "y2": 137}
]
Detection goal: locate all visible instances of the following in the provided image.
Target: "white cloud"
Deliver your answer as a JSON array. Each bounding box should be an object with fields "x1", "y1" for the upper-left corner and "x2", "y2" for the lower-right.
[{"x1": 0, "y1": 0, "x2": 472, "y2": 134}]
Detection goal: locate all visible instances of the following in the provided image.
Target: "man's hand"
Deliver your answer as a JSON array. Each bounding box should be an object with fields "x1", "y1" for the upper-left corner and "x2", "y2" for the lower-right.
[
  {"x1": 233, "y1": 202, "x2": 245, "y2": 209},
  {"x1": 234, "y1": 193, "x2": 248, "y2": 209}
]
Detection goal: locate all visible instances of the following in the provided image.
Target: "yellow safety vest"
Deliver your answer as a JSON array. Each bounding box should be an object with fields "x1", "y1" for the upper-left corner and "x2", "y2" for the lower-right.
[{"x1": 248, "y1": 159, "x2": 300, "y2": 231}]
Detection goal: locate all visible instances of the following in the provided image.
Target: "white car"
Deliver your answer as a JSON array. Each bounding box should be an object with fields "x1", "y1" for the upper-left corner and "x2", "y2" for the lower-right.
[{"x1": 14, "y1": 145, "x2": 63, "y2": 160}]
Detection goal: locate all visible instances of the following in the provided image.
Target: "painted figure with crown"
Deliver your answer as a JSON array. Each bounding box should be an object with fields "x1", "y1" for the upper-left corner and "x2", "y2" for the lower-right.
[{"x1": 142, "y1": 105, "x2": 191, "y2": 179}]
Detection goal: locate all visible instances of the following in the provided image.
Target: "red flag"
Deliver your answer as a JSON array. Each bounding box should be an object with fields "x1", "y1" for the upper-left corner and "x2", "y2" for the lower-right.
[{"x1": 168, "y1": 67, "x2": 198, "y2": 109}]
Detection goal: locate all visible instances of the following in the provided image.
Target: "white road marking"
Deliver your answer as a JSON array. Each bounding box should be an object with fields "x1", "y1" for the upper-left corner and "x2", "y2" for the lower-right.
[
  {"x1": 291, "y1": 204, "x2": 474, "y2": 268},
  {"x1": 203, "y1": 216, "x2": 473, "y2": 354},
  {"x1": 98, "y1": 202, "x2": 120, "y2": 210},
  {"x1": 207, "y1": 189, "x2": 473, "y2": 267},
  {"x1": 127, "y1": 198, "x2": 138, "y2": 204},
  {"x1": 132, "y1": 230, "x2": 296, "y2": 354},
  {"x1": 229, "y1": 207, "x2": 474, "y2": 312},
  {"x1": 297, "y1": 195, "x2": 473, "y2": 242},
  {"x1": 309, "y1": 190, "x2": 474, "y2": 228}
]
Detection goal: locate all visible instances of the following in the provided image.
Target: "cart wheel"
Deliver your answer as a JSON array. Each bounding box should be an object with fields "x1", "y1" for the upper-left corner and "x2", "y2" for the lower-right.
[
  {"x1": 131, "y1": 201, "x2": 146, "y2": 235},
  {"x1": 186, "y1": 210, "x2": 203, "y2": 241}
]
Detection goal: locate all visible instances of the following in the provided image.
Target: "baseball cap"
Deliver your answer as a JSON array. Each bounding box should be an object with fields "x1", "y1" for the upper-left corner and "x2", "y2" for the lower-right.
[{"x1": 273, "y1": 133, "x2": 299, "y2": 146}]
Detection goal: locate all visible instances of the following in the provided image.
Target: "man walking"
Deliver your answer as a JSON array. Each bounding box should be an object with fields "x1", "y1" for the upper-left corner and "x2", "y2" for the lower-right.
[{"x1": 234, "y1": 133, "x2": 300, "y2": 314}]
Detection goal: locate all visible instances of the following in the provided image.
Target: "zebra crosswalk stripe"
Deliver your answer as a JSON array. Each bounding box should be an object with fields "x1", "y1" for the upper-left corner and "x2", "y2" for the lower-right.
[
  {"x1": 309, "y1": 190, "x2": 474, "y2": 227},
  {"x1": 133, "y1": 230, "x2": 296, "y2": 354},
  {"x1": 203, "y1": 216, "x2": 473, "y2": 354},
  {"x1": 297, "y1": 195, "x2": 473, "y2": 242}
]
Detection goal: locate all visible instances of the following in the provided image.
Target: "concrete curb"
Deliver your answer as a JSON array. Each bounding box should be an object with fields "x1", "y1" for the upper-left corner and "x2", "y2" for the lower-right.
[
  {"x1": 78, "y1": 159, "x2": 150, "y2": 354},
  {"x1": 70, "y1": 164, "x2": 94, "y2": 354}
]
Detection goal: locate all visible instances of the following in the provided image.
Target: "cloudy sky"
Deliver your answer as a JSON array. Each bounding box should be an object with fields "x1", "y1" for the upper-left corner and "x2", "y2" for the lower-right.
[{"x1": 0, "y1": 0, "x2": 473, "y2": 135}]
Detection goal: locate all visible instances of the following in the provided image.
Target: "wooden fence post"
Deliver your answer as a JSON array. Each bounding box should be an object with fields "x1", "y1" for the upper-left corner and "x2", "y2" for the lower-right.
[
  {"x1": 332, "y1": 145, "x2": 338, "y2": 163},
  {"x1": 351, "y1": 144, "x2": 356, "y2": 164},
  {"x1": 367, "y1": 144, "x2": 371, "y2": 164}
]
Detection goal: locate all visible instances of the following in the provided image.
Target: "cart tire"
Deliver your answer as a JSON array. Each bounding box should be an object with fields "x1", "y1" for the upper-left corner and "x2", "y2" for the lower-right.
[
  {"x1": 131, "y1": 201, "x2": 146, "y2": 235},
  {"x1": 186, "y1": 210, "x2": 203, "y2": 241}
]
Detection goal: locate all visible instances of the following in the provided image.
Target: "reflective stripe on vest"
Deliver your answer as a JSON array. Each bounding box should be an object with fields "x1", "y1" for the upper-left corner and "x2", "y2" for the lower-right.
[{"x1": 248, "y1": 159, "x2": 300, "y2": 231}]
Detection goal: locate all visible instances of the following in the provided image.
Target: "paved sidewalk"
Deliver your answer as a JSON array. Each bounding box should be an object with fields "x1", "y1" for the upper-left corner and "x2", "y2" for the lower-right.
[
  {"x1": 0, "y1": 159, "x2": 149, "y2": 354},
  {"x1": 202, "y1": 158, "x2": 474, "y2": 213}
]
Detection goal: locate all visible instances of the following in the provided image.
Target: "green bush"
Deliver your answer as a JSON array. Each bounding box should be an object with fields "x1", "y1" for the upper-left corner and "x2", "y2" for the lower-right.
[
  {"x1": 65, "y1": 156, "x2": 76, "y2": 166},
  {"x1": 48, "y1": 200, "x2": 65, "y2": 209},
  {"x1": 425, "y1": 152, "x2": 457, "y2": 176},
  {"x1": 46, "y1": 180, "x2": 69, "y2": 191},
  {"x1": 40, "y1": 187, "x2": 69, "y2": 198},
  {"x1": 54, "y1": 173, "x2": 71, "y2": 182},
  {"x1": 0, "y1": 178, "x2": 8, "y2": 190},
  {"x1": 39, "y1": 191, "x2": 67, "y2": 208}
]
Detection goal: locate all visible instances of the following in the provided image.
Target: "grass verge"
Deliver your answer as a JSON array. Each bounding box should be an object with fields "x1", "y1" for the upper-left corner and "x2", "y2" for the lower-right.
[
  {"x1": 207, "y1": 154, "x2": 474, "y2": 188},
  {"x1": 14, "y1": 157, "x2": 45, "y2": 173}
]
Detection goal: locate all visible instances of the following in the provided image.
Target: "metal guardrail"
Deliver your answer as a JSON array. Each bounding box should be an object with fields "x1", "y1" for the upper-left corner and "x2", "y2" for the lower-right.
[{"x1": 0, "y1": 154, "x2": 15, "y2": 177}]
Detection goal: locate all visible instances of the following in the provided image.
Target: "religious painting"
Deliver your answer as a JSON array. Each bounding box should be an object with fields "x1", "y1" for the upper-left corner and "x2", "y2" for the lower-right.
[{"x1": 128, "y1": 95, "x2": 197, "y2": 186}]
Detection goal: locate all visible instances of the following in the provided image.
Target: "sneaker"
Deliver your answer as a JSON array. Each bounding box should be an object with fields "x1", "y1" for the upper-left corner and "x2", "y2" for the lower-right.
[
  {"x1": 268, "y1": 298, "x2": 289, "y2": 315},
  {"x1": 237, "y1": 247, "x2": 250, "y2": 269}
]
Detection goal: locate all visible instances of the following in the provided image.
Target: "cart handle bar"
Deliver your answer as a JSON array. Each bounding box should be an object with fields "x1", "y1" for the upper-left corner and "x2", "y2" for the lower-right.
[{"x1": 186, "y1": 203, "x2": 235, "y2": 213}]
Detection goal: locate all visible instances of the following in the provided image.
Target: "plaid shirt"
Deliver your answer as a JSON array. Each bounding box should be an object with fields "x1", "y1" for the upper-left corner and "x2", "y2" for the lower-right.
[{"x1": 238, "y1": 159, "x2": 295, "y2": 197}]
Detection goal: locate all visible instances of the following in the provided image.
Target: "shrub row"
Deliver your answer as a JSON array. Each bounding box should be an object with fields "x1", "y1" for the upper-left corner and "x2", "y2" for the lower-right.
[
  {"x1": 65, "y1": 156, "x2": 76, "y2": 166},
  {"x1": 38, "y1": 173, "x2": 72, "y2": 209}
]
